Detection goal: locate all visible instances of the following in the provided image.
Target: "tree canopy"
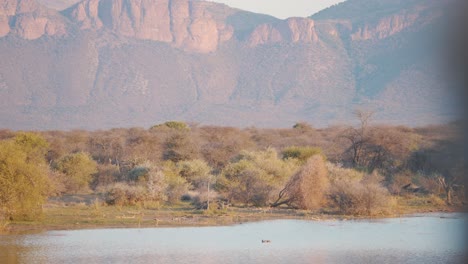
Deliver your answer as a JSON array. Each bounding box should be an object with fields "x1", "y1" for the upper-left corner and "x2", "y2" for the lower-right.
[
  {"x1": 54, "y1": 152, "x2": 98, "y2": 193},
  {"x1": 0, "y1": 133, "x2": 51, "y2": 220}
]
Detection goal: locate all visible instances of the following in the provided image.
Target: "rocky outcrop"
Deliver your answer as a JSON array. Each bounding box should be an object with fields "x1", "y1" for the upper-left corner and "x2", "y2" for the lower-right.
[
  {"x1": 0, "y1": 15, "x2": 9, "y2": 37},
  {"x1": 248, "y1": 17, "x2": 319, "y2": 47},
  {"x1": 247, "y1": 24, "x2": 282, "y2": 47},
  {"x1": 287, "y1": 18, "x2": 319, "y2": 43},
  {"x1": 67, "y1": 0, "x2": 102, "y2": 29},
  {"x1": 1, "y1": 0, "x2": 20, "y2": 16},
  {"x1": 351, "y1": 12, "x2": 419, "y2": 40},
  {"x1": 67, "y1": 0, "x2": 234, "y2": 53},
  {"x1": 0, "y1": 0, "x2": 66, "y2": 39},
  {"x1": 350, "y1": 3, "x2": 441, "y2": 41},
  {"x1": 3, "y1": 0, "x2": 326, "y2": 51},
  {"x1": 0, "y1": 0, "x2": 18, "y2": 36}
]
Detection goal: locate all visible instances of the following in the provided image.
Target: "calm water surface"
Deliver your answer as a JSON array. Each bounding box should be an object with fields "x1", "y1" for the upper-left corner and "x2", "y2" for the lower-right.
[{"x1": 1, "y1": 213, "x2": 467, "y2": 263}]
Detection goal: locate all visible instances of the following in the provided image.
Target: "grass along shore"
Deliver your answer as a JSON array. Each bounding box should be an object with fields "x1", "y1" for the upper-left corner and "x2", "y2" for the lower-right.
[{"x1": 2, "y1": 194, "x2": 463, "y2": 234}]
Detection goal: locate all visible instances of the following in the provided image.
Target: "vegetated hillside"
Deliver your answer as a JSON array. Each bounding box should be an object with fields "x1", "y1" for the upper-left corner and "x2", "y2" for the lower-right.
[{"x1": 0, "y1": 0, "x2": 460, "y2": 130}]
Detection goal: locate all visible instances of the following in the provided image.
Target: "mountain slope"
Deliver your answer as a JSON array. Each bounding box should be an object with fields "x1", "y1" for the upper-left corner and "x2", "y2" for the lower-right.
[{"x1": 0, "y1": 0, "x2": 460, "y2": 129}]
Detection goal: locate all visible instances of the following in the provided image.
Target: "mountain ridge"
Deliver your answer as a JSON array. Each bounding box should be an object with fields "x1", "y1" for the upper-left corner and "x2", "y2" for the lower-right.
[{"x1": 0, "y1": 0, "x2": 460, "y2": 130}]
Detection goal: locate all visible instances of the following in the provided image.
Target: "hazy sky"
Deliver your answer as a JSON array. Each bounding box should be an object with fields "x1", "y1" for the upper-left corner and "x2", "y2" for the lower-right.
[{"x1": 208, "y1": 0, "x2": 346, "y2": 19}]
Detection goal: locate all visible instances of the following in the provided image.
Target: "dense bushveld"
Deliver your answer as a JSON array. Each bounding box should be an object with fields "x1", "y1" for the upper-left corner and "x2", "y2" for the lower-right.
[{"x1": 0, "y1": 115, "x2": 466, "y2": 223}]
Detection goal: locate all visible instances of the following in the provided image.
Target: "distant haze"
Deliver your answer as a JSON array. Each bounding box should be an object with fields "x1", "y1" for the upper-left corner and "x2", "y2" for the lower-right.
[
  {"x1": 39, "y1": 0, "x2": 347, "y2": 18},
  {"x1": 208, "y1": 0, "x2": 346, "y2": 18}
]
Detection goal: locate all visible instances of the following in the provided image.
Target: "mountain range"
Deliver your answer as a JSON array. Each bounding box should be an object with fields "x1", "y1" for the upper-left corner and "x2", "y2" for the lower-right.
[{"x1": 0, "y1": 0, "x2": 461, "y2": 130}]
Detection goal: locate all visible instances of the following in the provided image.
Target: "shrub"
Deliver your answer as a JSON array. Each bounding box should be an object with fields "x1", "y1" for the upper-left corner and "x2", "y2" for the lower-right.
[
  {"x1": 105, "y1": 183, "x2": 147, "y2": 206},
  {"x1": 326, "y1": 162, "x2": 364, "y2": 183},
  {"x1": 416, "y1": 174, "x2": 441, "y2": 195},
  {"x1": 162, "y1": 161, "x2": 190, "y2": 204},
  {"x1": 387, "y1": 172, "x2": 413, "y2": 195},
  {"x1": 177, "y1": 159, "x2": 213, "y2": 189},
  {"x1": 127, "y1": 166, "x2": 150, "y2": 182},
  {"x1": 272, "y1": 155, "x2": 329, "y2": 209},
  {"x1": 218, "y1": 148, "x2": 298, "y2": 206},
  {"x1": 163, "y1": 132, "x2": 199, "y2": 162},
  {"x1": 105, "y1": 164, "x2": 169, "y2": 206},
  {"x1": 329, "y1": 173, "x2": 393, "y2": 216},
  {"x1": 92, "y1": 164, "x2": 121, "y2": 189},
  {"x1": 329, "y1": 169, "x2": 392, "y2": 216}
]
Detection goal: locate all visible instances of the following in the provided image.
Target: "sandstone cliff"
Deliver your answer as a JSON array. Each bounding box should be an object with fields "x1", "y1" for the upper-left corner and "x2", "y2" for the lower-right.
[
  {"x1": 0, "y1": 0, "x2": 66, "y2": 39},
  {"x1": 248, "y1": 17, "x2": 319, "y2": 47},
  {"x1": 350, "y1": 2, "x2": 442, "y2": 41},
  {"x1": 66, "y1": 0, "x2": 235, "y2": 53}
]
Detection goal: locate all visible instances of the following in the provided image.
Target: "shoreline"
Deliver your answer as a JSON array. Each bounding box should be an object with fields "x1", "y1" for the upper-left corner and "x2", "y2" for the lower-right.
[{"x1": 3, "y1": 203, "x2": 465, "y2": 235}]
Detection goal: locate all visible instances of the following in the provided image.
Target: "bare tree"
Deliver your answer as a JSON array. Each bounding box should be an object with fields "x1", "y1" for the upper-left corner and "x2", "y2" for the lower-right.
[
  {"x1": 342, "y1": 109, "x2": 374, "y2": 167},
  {"x1": 436, "y1": 162, "x2": 463, "y2": 205}
]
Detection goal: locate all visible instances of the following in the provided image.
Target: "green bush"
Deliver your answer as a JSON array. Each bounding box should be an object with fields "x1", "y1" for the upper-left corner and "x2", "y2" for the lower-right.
[
  {"x1": 54, "y1": 152, "x2": 98, "y2": 193},
  {"x1": 0, "y1": 133, "x2": 51, "y2": 220},
  {"x1": 218, "y1": 148, "x2": 298, "y2": 206},
  {"x1": 151, "y1": 121, "x2": 190, "y2": 131},
  {"x1": 282, "y1": 146, "x2": 324, "y2": 163}
]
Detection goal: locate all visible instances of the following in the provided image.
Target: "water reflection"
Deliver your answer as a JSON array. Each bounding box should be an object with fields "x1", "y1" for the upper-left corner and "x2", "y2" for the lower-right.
[{"x1": 1, "y1": 213, "x2": 466, "y2": 264}]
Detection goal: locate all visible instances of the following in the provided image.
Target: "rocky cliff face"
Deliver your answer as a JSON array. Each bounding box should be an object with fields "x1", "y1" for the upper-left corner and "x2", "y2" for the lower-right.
[
  {"x1": 350, "y1": 3, "x2": 441, "y2": 41},
  {"x1": 66, "y1": 0, "x2": 235, "y2": 53},
  {"x1": 0, "y1": 0, "x2": 66, "y2": 39},
  {"x1": 0, "y1": 14, "x2": 8, "y2": 37},
  {"x1": 248, "y1": 18, "x2": 319, "y2": 47},
  {"x1": 25, "y1": 0, "x2": 323, "y2": 53},
  {"x1": 1, "y1": 0, "x2": 441, "y2": 49},
  {"x1": 0, "y1": 0, "x2": 459, "y2": 130}
]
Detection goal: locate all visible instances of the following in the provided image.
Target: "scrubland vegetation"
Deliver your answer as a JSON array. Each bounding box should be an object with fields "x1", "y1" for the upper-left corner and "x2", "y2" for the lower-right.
[{"x1": 0, "y1": 113, "x2": 466, "y2": 231}]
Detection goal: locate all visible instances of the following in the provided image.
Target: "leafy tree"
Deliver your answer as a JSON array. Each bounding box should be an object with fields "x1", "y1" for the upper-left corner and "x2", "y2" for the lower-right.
[
  {"x1": 162, "y1": 161, "x2": 190, "y2": 204},
  {"x1": 177, "y1": 159, "x2": 213, "y2": 189},
  {"x1": 151, "y1": 121, "x2": 190, "y2": 131},
  {"x1": 218, "y1": 149, "x2": 298, "y2": 206},
  {"x1": 54, "y1": 152, "x2": 98, "y2": 193},
  {"x1": 163, "y1": 132, "x2": 199, "y2": 162},
  {"x1": 282, "y1": 146, "x2": 324, "y2": 163},
  {"x1": 200, "y1": 126, "x2": 253, "y2": 171},
  {"x1": 177, "y1": 159, "x2": 216, "y2": 208},
  {"x1": 0, "y1": 133, "x2": 51, "y2": 220},
  {"x1": 125, "y1": 128, "x2": 162, "y2": 163}
]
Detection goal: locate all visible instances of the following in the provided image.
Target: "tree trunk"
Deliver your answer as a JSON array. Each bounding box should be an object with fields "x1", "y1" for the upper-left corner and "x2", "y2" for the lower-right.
[
  {"x1": 446, "y1": 188, "x2": 452, "y2": 205},
  {"x1": 271, "y1": 199, "x2": 292, "y2": 208}
]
